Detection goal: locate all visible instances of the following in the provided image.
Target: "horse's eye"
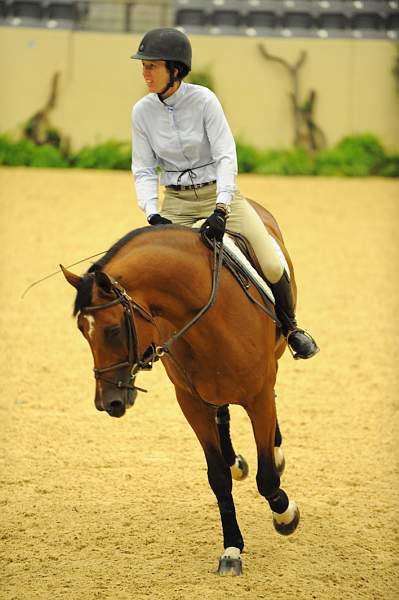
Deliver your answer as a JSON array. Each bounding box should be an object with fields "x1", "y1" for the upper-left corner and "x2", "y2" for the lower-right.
[{"x1": 105, "y1": 325, "x2": 121, "y2": 340}]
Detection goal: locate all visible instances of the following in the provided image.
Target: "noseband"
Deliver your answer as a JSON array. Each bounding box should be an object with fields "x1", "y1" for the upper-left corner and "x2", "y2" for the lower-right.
[{"x1": 83, "y1": 281, "x2": 155, "y2": 393}]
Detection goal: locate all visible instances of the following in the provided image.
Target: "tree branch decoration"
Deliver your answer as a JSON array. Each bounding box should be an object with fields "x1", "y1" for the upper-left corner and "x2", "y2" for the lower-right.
[
  {"x1": 258, "y1": 44, "x2": 326, "y2": 152},
  {"x1": 24, "y1": 72, "x2": 69, "y2": 155}
]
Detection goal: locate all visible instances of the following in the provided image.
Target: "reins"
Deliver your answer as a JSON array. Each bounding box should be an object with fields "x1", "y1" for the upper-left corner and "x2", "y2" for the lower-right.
[{"x1": 155, "y1": 235, "x2": 224, "y2": 356}]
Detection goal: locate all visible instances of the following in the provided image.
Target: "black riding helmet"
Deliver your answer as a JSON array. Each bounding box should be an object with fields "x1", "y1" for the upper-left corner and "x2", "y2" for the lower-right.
[{"x1": 131, "y1": 28, "x2": 192, "y2": 98}]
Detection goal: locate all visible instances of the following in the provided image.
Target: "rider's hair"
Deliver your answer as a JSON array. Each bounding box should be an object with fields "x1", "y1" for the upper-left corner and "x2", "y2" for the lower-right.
[{"x1": 166, "y1": 60, "x2": 190, "y2": 81}]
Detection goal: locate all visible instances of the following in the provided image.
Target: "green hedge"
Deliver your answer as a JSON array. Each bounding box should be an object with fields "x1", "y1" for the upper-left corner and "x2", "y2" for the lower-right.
[
  {"x1": 0, "y1": 133, "x2": 398, "y2": 177},
  {"x1": 72, "y1": 141, "x2": 131, "y2": 170},
  {"x1": 0, "y1": 136, "x2": 69, "y2": 168},
  {"x1": 236, "y1": 135, "x2": 398, "y2": 177}
]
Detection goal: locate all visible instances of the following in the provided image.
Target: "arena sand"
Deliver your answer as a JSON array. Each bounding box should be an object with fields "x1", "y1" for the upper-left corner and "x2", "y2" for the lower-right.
[{"x1": 0, "y1": 167, "x2": 398, "y2": 600}]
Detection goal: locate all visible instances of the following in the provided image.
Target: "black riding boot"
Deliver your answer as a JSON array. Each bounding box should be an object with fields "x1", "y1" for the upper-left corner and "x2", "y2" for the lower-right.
[{"x1": 271, "y1": 272, "x2": 319, "y2": 360}]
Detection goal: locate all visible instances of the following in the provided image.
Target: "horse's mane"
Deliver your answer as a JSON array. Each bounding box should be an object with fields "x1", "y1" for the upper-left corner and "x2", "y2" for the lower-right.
[
  {"x1": 87, "y1": 226, "x2": 150, "y2": 273},
  {"x1": 73, "y1": 227, "x2": 149, "y2": 315},
  {"x1": 73, "y1": 225, "x2": 190, "y2": 315}
]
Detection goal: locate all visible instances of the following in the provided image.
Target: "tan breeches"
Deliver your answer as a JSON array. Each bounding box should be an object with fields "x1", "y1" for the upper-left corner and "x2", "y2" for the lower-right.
[{"x1": 161, "y1": 183, "x2": 284, "y2": 284}]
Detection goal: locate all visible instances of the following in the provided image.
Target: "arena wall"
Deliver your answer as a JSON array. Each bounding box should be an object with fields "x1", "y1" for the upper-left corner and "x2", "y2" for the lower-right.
[{"x1": 0, "y1": 26, "x2": 398, "y2": 150}]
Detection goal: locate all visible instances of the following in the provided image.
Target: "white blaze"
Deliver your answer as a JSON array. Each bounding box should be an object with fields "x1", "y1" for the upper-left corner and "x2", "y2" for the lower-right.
[{"x1": 83, "y1": 315, "x2": 95, "y2": 339}]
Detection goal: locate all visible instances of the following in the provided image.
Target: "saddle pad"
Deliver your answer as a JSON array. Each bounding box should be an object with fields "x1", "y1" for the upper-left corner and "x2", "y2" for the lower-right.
[{"x1": 223, "y1": 234, "x2": 276, "y2": 303}]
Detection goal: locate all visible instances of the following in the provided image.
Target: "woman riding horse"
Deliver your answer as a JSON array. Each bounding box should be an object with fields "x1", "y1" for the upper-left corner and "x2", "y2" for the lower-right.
[{"x1": 131, "y1": 27, "x2": 319, "y2": 360}]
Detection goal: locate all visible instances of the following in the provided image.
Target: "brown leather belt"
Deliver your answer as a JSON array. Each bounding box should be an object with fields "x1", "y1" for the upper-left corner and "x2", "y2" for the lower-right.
[{"x1": 166, "y1": 180, "x2": 216, "y2": 191}]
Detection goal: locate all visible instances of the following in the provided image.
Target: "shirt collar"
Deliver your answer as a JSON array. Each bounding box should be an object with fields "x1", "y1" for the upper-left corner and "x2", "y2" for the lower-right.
[{"x1": 161, "y1": 81, "x2": 187, "y2": 107}]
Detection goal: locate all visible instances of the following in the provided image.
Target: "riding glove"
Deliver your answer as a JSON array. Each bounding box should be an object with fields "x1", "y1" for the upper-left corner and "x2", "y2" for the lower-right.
[
  {"x1": 200, "y1": 209, "x2": 226, "y2": 242},
  {"x1": 148, "y1": 214, "x2": 172, "y2": 226}
]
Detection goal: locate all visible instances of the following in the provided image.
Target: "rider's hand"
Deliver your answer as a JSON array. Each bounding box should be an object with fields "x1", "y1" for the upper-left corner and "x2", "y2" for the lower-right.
[
  {"x1": 148, "y1": 214, "x2": 172, "y2": 226},
  {"x1": 200, "y1": 209, "x2": 226, "y2": 242}
]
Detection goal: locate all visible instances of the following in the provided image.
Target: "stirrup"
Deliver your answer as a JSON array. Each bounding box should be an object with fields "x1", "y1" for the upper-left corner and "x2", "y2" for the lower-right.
[{"x1": 286, "y1": 328, "x2": 320, "y2": 360}]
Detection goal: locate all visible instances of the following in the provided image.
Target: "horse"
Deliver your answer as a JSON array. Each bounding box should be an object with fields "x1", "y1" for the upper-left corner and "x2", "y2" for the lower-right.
[{"x1": 61, "y1": 200, "x2": 300, "y2": 576}]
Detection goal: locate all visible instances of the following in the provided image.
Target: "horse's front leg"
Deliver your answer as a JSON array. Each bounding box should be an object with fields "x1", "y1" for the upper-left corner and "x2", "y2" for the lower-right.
[
  {"x1": 175, "y1": 387, "x2": 244, "y2": 576},
  {"x1": 247, "y1": 384, "x2": 300, "y2": 536}
]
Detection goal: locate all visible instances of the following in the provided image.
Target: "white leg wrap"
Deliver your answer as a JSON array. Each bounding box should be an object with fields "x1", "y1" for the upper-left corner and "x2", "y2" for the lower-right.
[
  {"x1": 273, "y1": 500, "x2": 298, "y2": 525},
  {"x1": 230, "y1": 457, "x2": 242, "y2": 479},
  {"x1": 221, "y1": 547, "x2": 241, "y2": 560},
  {"x1": 274, "y1": 446, "x2": 284, "y2": 470}
]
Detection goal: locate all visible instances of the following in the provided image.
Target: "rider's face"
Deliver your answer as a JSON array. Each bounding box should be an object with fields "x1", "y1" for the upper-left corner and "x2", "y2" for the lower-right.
[
  {"x1": 142, "y1": 60, "x2": 170, "y2": 94},
  {"x1": 141, "y1": 60, "x2": 180, "y2": 97}
]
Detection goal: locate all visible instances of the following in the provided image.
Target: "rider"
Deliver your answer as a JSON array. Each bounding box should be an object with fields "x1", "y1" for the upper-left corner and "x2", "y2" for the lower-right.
[{"x1": 130, "y1": 28, "x2": 318, "y2": 360}]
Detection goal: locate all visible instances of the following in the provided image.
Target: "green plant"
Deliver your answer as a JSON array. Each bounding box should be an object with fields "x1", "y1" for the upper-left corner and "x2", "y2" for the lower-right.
[
  {"x1": 378, "y1": 154, "x2": 399, "y2": 177},
  {"x1": 0, "y1": 137, "x2": 36, "y2": 166},
  {"x1": 256, "y1": 149, "x2": 315, "y2": 176},
  {"x1": 236, "y1": 142, "x2": 262, "y2": 173},
  {"x1": 30, "y1": 144, "x2": 69, "y2": 168},
  {"x1": 315, "y1": 134, "x2": 386, "y2": 176},
  {"x1": 0, "y1": 135, "x2": 11, "y2": 164},
  {"x1": 0, "y1": 135, "x2": 68, "y2": 167},
  {"x1": 0, "y1": 131, "x2": 397, "y2": 177},
  {"x1": 72, "y1": 141, "x2": 131, "y2": 170}
]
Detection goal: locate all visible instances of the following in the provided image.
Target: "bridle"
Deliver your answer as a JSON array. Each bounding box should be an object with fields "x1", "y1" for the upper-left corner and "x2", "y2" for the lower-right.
[
  {"x1": 81, "y1": 237, "x2": 224, "y2": 401},
  {"x1": 82, "y1": 282, "x2": 155, "y2": 394}
]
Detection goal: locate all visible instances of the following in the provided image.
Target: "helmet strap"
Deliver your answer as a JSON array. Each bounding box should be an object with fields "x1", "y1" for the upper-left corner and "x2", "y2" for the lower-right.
[{"x1": 157, "y1": 64, "x2": 178, "y2": 103}]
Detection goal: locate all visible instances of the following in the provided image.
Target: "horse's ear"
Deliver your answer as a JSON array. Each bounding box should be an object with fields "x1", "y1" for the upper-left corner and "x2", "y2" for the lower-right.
[
  {"x1": 60, "y1": 265, "x2": 82, "y2": 290},
  {"x1": 94, "y1": 270, "x2": 113, "y2": 294}
]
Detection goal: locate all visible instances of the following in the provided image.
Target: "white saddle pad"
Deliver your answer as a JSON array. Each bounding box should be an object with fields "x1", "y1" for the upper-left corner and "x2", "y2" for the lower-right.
[{"x1": 223, "y1": 234, "x2": 291, "y2": 304}]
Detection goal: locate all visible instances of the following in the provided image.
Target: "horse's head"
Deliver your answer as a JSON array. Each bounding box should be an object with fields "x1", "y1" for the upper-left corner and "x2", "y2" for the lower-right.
[{"x1": 61, "y1": 265, "x2": 140, "y2": 418}]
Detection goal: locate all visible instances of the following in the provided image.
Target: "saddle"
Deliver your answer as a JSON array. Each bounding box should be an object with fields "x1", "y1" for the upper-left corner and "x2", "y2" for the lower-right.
[{"x1": 201, "y1": 230, "x2": 281, "y2": 327}]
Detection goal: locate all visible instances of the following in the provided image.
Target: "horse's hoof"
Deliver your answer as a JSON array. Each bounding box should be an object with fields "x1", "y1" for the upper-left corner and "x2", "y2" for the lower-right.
[
  {"x1": 274, "y1": 446, "x2": 285, "y2": 476},
  {"x1": 273, "y1": 501, "x2": 300, "y2": 536},
  {"x1": 230, "y1": 454, "x2": 249, "y2": 481},
  {"x1": 217, "y1": 547, "x2": 242, "y2": 576}
]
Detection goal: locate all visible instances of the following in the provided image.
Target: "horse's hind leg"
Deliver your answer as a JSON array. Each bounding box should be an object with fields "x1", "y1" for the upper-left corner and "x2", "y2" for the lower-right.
[
  {"x1": 175, "y1": 388, "x2": 244, "y2": 575},
  {"x1": 274, "y1": 414, "x2": 285, "y2": 476},
  {"x1": 216, "y1": 404, "x2": 282, "y2": 479},
  {"x1": 247, "y1": 385, "x2": 299, "y2": 536},
  {"x1": 216, "y1": 405, "x2": 249, "y2": 481}
]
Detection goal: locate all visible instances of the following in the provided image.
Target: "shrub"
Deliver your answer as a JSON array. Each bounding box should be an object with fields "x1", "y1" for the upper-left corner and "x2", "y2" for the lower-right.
[
  {"x1": 72, "y1": 141, "x2": 131, "y2": 170},
  {"x1": 0, "y1": 131, "x2": 397, "y2": 177},
  {"x1": 0, "y1": 135, "x2": 68, "y2": 167},
  {"x1": 236, "y1": 142, "x2": 262, "y2": 173},
  {"x1": 378, "y1": 154, "x2": 399, "y2": 177},
  {"x1": 0, "y1": 137, "x2": 36, "y2": 166},
  {"x1": 0, "y1": 135, "x2": 11, "y2": 164},
  {"x1": 30, "y1": 144, "x2": 69, "y2": 168},
  {"x1": 315, "y1": 134, "x2": 386, "y2": 176},
  {"x1": 255, "y1": 148, "x2": 315, "y2": 176}
]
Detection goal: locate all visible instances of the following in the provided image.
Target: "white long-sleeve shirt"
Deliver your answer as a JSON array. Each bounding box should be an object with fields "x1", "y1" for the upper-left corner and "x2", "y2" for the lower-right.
[{"x1": 131, "y1": 82, "x2": 237, "y2": 218}]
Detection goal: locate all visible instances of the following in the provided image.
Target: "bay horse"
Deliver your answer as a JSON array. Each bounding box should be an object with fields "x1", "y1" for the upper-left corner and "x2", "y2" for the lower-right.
[{"x1": 61, "y1": 200, "x2": 300, "y2": 576}]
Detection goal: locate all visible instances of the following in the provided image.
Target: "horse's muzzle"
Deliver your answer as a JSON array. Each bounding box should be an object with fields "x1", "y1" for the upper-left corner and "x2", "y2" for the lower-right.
[
  {"x1": 95, "y1": 386, "x2": 137, "y2": 418},
  {"x1": 106, "y1": 399, "x2": 127, "y2": 418}
]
